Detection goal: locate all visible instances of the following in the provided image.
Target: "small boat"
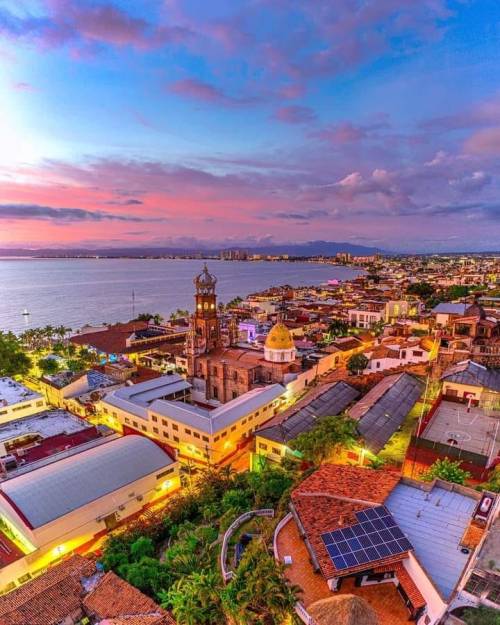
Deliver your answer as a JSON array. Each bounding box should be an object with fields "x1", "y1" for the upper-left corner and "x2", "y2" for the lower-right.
[{"x1": 22, "y1": 308, "x2": 30, "y2": 316}]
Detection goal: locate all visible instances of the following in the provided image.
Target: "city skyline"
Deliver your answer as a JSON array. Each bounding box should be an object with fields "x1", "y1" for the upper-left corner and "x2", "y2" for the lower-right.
[{"x1": 1, "y1": 0, "x2": 500, "y2": 252}]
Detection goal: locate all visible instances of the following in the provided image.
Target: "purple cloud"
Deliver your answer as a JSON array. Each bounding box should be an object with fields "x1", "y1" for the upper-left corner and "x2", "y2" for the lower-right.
[
  {"x1": 168, "y1": 78, "x2": 257, "y2": 107},
  {"x1": 464, "y1": 128, "x2": 500, "y2": 156},
  {"x1": 273, "y1": 105, "x2": 316, "y2": 124},
  {"x1": 0, "y1": 1, "x2": 190, "y2": 51}
]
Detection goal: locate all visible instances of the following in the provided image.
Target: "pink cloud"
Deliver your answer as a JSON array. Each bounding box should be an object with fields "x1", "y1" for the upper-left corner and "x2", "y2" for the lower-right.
[
  {"x1": 168, "y1": 78, "x2": 257, "y2": 107},
  {"x1": 12, "y1": 81, "x2": 36, "y2": 92},
  {"x1": 464, "y1": 127, "x2": 500, "y2": 156},
  {"x1": 273, "y1": 105, "x2": 316, "y2": 124}
]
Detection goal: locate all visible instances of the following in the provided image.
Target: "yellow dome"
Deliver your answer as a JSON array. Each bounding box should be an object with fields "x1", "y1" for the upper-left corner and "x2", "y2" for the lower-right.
[{"x1": 265, "y1": 322, "x2": 294, "y2": 350}]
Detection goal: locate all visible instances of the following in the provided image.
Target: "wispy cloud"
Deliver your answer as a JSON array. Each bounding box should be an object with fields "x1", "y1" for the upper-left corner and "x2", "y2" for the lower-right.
[
  {"x1": 0, "y1": 203, "x2": 165, "y2": 222},
  {"x1": 273, "y1": 105, "x2": 316, "y2": 124}
]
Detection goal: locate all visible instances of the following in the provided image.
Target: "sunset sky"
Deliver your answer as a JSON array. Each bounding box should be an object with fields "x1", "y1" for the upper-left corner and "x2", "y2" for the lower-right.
[{"x1": 1, "y1": 0, "x2": 500, "y2": 252}]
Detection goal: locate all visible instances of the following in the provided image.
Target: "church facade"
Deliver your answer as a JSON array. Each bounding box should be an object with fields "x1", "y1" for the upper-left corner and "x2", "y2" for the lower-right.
[{"x1": 186, "y1": 265, "x2": 301, "y2": 403}]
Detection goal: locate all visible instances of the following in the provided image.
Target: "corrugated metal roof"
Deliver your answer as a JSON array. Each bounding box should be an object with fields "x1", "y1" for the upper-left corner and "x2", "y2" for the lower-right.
[
  {"x1": 441, "y1": 360, "x2": 500, "y2": 392},
  {"x1": 256, "y1": 381, "x2": 360, "y2": 444},
  {"x1": 112, "y1": 374, "x2": 191, "y2": 406},
  {"x1": 0, "y1": 435, "x2": 174, "y2": 528},
  {"x1": 352, "y1": 373, "x2": 423, "y2": 454}
]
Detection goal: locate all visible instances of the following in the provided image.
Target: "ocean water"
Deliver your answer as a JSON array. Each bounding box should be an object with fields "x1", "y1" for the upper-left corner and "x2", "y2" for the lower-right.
[{"x1": 0, "y1": 258, "x2": 362, "y2": 334}]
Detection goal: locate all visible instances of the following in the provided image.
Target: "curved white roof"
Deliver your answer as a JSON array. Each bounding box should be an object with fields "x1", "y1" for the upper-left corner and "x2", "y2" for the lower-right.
[{"x1": 0, "y1": 435, "x2": 174, "y2": 529}]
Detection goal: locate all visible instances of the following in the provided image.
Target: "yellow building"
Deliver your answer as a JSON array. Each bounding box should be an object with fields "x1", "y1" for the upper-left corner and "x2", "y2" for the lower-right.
[{"x1": 100, "y1": 374, "x2": 287, "y2": 465}]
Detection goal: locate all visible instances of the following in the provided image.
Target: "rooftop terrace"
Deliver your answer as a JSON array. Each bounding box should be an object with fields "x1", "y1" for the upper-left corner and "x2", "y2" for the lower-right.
[
  {"x1": 0, "y1": 378, "x2": 42, "y2": 408},
  {"x1": 422, "y1": 400, "x2": 499, "y2": 457},
  {"x1": 0, "y1": 410, "x2": 89, "y2": 445},
  {"x1": 385, "y1": 482, "x2": 477, "y2": 600}
]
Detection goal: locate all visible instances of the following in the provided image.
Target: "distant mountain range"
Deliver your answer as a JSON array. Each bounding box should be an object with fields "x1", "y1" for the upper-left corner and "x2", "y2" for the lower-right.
[{"x1": 0, "y1": 240, "x2": 386, "y2": 258}]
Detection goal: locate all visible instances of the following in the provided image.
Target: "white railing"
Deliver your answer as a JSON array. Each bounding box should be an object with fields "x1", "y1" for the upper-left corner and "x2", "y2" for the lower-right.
[
  {"x1": 295, "y1": 602, "x2": 318, "y2": 625},
  {"x1": 273, "y1": 512, "x2": 292, "y2": 560},
  {"x1": 220, "y1": 508, "x2": 274, "y2": 582}
]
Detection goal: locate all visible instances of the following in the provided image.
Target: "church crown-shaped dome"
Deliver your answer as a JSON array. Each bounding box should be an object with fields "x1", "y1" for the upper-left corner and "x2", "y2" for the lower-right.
[{"x1": 194, "y1": 263, "x2": 217, "y2": 293}]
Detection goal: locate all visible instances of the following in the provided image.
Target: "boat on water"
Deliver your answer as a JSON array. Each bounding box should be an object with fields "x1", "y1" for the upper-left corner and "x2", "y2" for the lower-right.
[{"x1": 22, "y1": 308, "x2": 30, "y2": 316}]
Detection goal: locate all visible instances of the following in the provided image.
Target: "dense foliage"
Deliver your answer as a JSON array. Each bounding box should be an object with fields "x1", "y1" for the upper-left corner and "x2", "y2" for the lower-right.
[
  {"x1": 101, "y1": 465, "x2": 299, "y2": 624},
  {"x1": 290, "y1": 413, "x2": 358, "y2": 465},
  {"x1": 462, "y1": 606, "x2": 500, "y2": 625},
  {"x1": 0, "y1": 332, "x2": 31, "y2": 377},
  {"x1": 328, "y1": 319, "x2": 349, "y2": 338},
  {"x1": 422, "y1": 458, "x2": 471, "y2": 485},
  {"x1": 407, "y1": 282, "x2": 435, "y2": 299},
  {"x1": 347, "y1": 352, "x2": 369, "y2": 375}
]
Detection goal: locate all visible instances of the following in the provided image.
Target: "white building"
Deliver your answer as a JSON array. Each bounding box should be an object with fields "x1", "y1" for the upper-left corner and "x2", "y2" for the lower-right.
[
  {"x1": 0, "y1": 378, "x2": 47, "y2": 425},
  {"x1": 363, "y1": 337, "x2": 433, "y2": 373},
  {"x1": 101, "y1": 374, "x2": 287, "y2": 465},
  {"x1": 0, "y1": 435, "x2": 178, "y2": 592}
]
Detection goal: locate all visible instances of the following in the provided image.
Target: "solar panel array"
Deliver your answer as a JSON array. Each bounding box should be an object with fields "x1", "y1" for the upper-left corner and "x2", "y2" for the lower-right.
[
  {"x1": 321, "y1": 505, "x2": 413, "y2": 571},
  {"x1": 257, "y1": 381, "x2": 360, "y2": 444}
]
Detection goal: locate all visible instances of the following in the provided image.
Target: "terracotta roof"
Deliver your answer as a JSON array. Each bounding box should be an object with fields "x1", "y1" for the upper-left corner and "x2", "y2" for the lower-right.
[
  {"x1": 0, "y1": 554, "x2": 95, "y2": 625},
  {"x1": 292, "y1": 464, "x2": 400, "y2": 503},
  {"x1": 71, "y1": 322, "x2": 149, "y2": 354},
  {"x1": 374, "y1": 562, "x2": 425, "y2": 609},
  {"x1": 0, "y1": 556, "x2": 175, "y2": 625},
  {"x1": 83, "y1": 571, "x2": 175, "y2": 624},
  {"x1": 460, "y1": 522, "x2": 485, "y2": 550},
  {"x1": 291, "y1": 465, "x2": 402, "y2": 579}
]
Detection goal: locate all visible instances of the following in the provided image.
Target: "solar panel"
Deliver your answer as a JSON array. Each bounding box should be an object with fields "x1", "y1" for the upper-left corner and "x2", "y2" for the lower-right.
[{"x1": 320, "y1": 505, "x2": 413, "y2": 571}]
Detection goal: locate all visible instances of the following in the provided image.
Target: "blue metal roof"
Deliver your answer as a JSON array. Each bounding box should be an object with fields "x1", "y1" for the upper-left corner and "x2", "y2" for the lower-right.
[{"x1": 385, "y1": 483, "x2": 477, "y2": 599}]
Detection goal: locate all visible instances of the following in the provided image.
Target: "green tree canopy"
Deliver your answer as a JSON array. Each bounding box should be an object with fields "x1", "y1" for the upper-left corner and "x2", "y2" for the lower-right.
[
  {"x1": 38, "y1": 356, "x2": 60, "y2": 375},
  {"x1": 462, "y1": 606, "x2": 500, "y2": 625},
  {"x1": 290, "y1": 413, "x2": 358, "y2": 465},
  {"x1": 328, "y1": 319, "x2": 349, "y2": 338},
  {"x1": 0, "y1": 332, "x2": 31, "y2": 377},
  {"x1": 422, "y1": 458, "x2": 471, "y2": 485},
  {"x1": 160, "y1": 569, "x2": 225, "y2": 625},
  {"x1": 347, "y1": 352, "x2": 369, "y2": 375},
  {"x1": 223, "y1": 540, "x2": 300, "y2": 624},
  {"x1": 407, "y1": 282, "x2": 435, "y2": 299}
]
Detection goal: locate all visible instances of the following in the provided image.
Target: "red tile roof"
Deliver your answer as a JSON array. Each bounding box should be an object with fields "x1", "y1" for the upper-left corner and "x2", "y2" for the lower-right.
[
  {"x1": 0, "y1": 556, "x2": 175, "y2": 625},
  {"x1": 374, "y1": 562, "x2": 426, "y2": 609},
  {"x1": 291, "y1": 464, "x2": 403, "y2": 579},
  {"x1": 71, "y1": 322, "x2": 148, "y2": 354},
  {"x1": 0, "y1": 554, "x2": 95, "y2": 625},
  {"x1": 83, "y1": 571, "x2": 175, "y2": 624}
]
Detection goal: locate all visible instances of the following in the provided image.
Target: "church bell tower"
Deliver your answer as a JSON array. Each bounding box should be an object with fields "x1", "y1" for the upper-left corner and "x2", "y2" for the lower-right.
[{"x1": 186, "y1": 265, "x2": 221, "y2": 377}]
